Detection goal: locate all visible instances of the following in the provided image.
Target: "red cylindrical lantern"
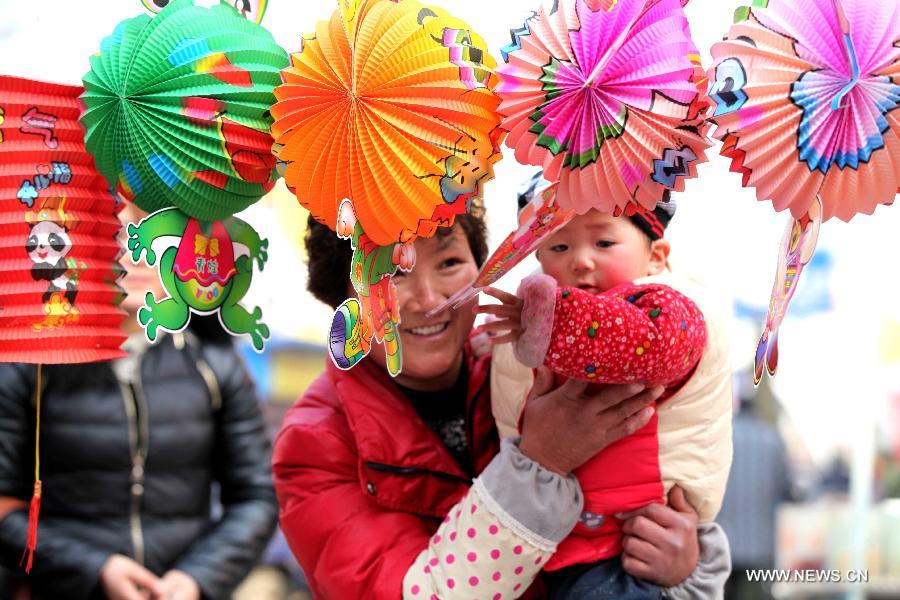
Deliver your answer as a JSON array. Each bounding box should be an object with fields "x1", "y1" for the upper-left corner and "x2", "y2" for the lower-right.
[{"x1": 0, "y1": 75, "x2": 127, "y2": 364}]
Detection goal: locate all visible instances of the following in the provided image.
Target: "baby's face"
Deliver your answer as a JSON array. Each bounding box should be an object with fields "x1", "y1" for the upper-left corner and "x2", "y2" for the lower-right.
[{"x1": 536, "y1": 210, "x2": 655, "y2": 293}]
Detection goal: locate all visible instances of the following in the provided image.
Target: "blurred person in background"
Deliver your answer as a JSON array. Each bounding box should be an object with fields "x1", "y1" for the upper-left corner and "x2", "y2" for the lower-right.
[
  {"x1": 0, "y1": 201, "x2": 277, "y2": 600},
  {"x1": 879, "y1": 453, "x2": 900, "y2": 499},
  {"x1": 817, "y1": 452, "x2": 851, "y2": 497},
  {"x1": 717, "y1": 381, "x2": 793, "y2": 600}
]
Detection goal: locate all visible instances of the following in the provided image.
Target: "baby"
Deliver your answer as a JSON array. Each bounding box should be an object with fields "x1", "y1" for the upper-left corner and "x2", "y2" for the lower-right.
[{"x1": 477, "y1": 173, "x2": 733, "y2": 597}]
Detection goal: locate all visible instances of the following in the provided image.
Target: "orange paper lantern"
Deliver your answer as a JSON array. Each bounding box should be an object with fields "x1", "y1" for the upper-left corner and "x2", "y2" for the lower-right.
[{"x1": 271, "y1": 0, "x2": 504, "y2": 247}]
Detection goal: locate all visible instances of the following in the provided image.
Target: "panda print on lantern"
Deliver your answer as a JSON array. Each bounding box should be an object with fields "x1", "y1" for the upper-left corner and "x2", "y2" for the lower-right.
[{"x1": 25, "y1": 197, "x2": 84, "y2": 306}]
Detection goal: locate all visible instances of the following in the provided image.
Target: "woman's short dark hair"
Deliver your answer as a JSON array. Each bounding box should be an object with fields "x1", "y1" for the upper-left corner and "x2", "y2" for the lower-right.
[{"x1": 305, "y1": 210, "x2": 489, "y2": 310}]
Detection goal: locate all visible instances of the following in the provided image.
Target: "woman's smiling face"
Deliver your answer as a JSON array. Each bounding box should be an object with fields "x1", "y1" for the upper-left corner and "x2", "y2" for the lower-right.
[{"x1": 367, "y1": 226, "x2": 479, "y2": 391}]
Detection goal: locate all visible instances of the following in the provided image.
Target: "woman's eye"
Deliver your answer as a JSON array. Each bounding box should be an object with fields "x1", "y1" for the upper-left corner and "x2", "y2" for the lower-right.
[
  {"x1": 596, "y1": 240, "x2": 614, "y2": 248},
  {"x1": 440, "y1": 257, "x2": 463, "y2": 269}
]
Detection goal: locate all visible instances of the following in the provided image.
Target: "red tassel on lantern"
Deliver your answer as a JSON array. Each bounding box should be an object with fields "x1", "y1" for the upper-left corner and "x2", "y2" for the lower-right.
[
  {"x1": 20, "y1": 363, "x2": 43, "y2": 574},
  {"x1": 21, "y1": 481, "x2": 41, "y2": 574}
]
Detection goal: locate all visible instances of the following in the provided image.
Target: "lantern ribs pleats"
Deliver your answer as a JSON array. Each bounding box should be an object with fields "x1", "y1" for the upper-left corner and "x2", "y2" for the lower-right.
[
  {"x1": 708, "y1": 0, "x2": 899, "y2": 382},
  {"x1": 709, "y1": 0, "x2": 900, "y2": 222},
  {"x1": 271, "y1": 0, "x2": 504, "y2": 376},
  {"x1": 497, "y1": 0, "x2": 712, "y2": 215},
  {"x1": 80, "y1": 0, "x2": 288, "y2": 221},
  {"x1": 79, "y1": 0, "x2": 289, "y2": 351},
  {"x1": 271, "y1": 0, "x2": 504, "y2": 248},
  {"x1": 0, "y1": 75, "x2": 126, "y2": 365}
]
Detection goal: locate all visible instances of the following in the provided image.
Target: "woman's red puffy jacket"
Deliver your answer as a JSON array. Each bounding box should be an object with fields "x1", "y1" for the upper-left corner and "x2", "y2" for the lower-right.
[{"x1": 273, "y1": 344, "x2": 547, "y2": 599}]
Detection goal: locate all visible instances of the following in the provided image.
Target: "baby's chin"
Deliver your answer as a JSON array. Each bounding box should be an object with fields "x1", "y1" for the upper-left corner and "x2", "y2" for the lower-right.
[
  {"x1": 574, "y1": 284, "x2": 603, "y2": 295},
  {"x1": 542, "y1": 269, "x2": 637, "y2": 294},
  {"x1": 555, "y1": 281, "x2": 614, "y2": 294}
]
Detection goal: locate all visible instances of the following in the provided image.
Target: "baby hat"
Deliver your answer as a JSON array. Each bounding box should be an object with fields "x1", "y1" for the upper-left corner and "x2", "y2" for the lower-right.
[{"x1": 517, "y1": 171, "x2": 675, "y2": 240}]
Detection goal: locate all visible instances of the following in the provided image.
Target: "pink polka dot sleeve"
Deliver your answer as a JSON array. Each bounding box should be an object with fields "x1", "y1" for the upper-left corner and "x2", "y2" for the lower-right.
[
  {"x1": 518, "y1": 276, "x2": 707, "y2": 387},
  {"x1": 402, "y1": 480, "x2": 552, "y2": 599}
]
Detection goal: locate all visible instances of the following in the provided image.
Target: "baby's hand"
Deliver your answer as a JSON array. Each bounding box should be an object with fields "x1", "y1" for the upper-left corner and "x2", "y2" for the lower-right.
[{"x1": 473, "y1": 287, "x2": 524, "y2": 345}]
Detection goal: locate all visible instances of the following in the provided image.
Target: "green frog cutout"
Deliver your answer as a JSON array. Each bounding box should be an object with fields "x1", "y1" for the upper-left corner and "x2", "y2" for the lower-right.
[{"x1": 127, "y1": 207, "x2": 270, "y2": 351}]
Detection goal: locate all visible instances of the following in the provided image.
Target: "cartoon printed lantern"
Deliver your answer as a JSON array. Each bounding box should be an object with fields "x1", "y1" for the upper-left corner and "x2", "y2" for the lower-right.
[
  {"x1": 497, "y1": 0, "x2": 711, "y2": 215},
  {"x1": 81, "y1": 0, "x2": 289, "y2": 350},
  {"x1": 708, "y1": 0, "x2": 899, "y2": 382},
  {"x1": 271, "y1": 0, "x2": 504, "y2": 376},
  {"x1": 431, "y1": 0, "x2": 711, "y2": 314},
  {"x1": 0, "y1": 74, "x2": 128, "y2": 572},
  {"x1": 0, "y1": 75, "x2": 127, "y2": 365},
  {"x1": 81, "y1": 0, "x2": 287, "y2": 220}
]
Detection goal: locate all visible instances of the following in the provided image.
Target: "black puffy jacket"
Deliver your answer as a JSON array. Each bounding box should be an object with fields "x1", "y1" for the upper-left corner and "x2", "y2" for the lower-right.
[{"x1": 0, "y1": 332, "x2": 277, "y2": 599}]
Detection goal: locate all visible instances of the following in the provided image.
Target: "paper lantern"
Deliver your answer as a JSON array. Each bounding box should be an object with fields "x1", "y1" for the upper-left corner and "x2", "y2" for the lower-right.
[
  {"x1": 0, "y1": 74, "x2": 128, "y2": 573},
  {"x1": 709, "y1": 0, "x2": 899, "y2": 381},
  {"x1": 81, "y1": 0, "x2": 288, "y2": 220},
  {"x1": 0, "y1": 75, "x2": 127, "y2": 365},
  {"x1": 271, "y1": 0, "x2": 503, "y2": 247},
  {"x1": 497, "y1": 0, "x2": 711, "y2": 214},
  {"x1": 709, "y1": 0, "x2": 900, "y2": 222}
]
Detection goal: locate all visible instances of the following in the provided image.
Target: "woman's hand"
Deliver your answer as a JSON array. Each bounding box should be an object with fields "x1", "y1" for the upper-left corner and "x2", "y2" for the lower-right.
[
  {"x1": 473, "y1": 287, "x2": 524, "y2": 345},
  {"x1": 518, "y1": 367, "x2": 663, "y2": 475},
  {"x1": 100, "y1": 554, "x2": 162, "y2": 600},
  {"x1": 616, "y1": 486, "x2": 700, "y2": 587},
  {"x1": 158, "y1": 570, "x2": 201, "y2": 600}
]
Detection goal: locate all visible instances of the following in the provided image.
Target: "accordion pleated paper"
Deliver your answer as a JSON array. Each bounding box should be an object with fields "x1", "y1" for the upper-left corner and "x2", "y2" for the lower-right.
[
  {"x1": 0, "y1": 75, "x2": 127, "y2": 364},
  {"x1": 81, "y1": 0, "x2": 288, "y2": 220}
]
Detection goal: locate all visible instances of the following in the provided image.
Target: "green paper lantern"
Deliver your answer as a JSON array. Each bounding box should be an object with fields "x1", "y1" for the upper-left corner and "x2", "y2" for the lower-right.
[{"x1": 81, "y1": 0, "x2": 288, "y2": 220}]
